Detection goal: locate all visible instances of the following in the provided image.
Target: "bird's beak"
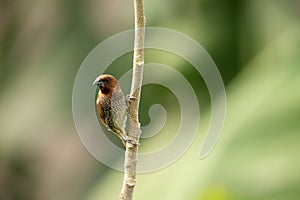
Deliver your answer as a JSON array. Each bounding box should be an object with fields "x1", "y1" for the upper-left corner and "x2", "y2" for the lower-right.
[
  {"x1": 93, "y1": 77, "x2": 101, "y2": 86},
  {"x1": 93, "y1": 77, "x2": 104, "y2": 88}
]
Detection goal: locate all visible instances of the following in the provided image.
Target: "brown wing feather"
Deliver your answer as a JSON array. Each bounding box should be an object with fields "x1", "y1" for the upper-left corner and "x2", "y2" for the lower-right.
[{"x1": 96, "y1": 92, "x2": 107, "y2": 128}]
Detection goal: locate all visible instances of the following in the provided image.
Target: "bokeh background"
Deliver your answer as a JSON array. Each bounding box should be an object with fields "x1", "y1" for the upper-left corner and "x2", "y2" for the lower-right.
[{"x1": 1, "y1": 0, "x2": 300, "y2": 199}]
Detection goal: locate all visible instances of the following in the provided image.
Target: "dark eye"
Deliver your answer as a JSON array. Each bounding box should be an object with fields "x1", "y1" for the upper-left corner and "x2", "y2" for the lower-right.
[
  {"x1": 105, "y1": 78, "x2": 110, "y2": 82},
  {"x1": 101, "y1": 78, "x2": 108, "y2": 82}
]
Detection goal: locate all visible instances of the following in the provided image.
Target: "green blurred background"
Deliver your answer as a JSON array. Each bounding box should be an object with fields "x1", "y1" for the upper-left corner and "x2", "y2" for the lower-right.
[{"x1": 1, "y1": 0, "x2": 300, "y2": 199}]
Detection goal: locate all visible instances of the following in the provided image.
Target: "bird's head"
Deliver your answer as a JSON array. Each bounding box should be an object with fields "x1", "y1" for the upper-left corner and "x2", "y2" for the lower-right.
[{"x1": 93, "y1": 74, "x2": 120, "y2": 95}]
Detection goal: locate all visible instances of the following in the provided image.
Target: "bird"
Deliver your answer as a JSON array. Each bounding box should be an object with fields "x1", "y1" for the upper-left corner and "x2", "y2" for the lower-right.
[{"x1": 93, "y1": 74, "x2": 128, "y2": 146}]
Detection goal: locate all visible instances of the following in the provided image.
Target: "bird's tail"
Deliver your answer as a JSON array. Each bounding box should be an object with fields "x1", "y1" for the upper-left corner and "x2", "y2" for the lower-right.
[{"x1": 116, "y1": 130, "x2": 127, "y2": 146}]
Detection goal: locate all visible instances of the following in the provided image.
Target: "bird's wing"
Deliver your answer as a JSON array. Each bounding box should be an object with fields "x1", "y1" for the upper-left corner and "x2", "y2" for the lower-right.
[{"x1": 96, "y1": 94, "x2": 109, "y2": 128}]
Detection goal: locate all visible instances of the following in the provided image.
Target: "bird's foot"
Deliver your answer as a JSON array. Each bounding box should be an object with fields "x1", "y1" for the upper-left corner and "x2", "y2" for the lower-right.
[
  {"x1": 126, "y1": 95, "x2": 138, "y2": 101},
  {"x1": 126, "y1": 95, "x2": 138, "y2": 107},
  {"x1": 125, "y1": 136, "x2": 140, "y2": 146}
]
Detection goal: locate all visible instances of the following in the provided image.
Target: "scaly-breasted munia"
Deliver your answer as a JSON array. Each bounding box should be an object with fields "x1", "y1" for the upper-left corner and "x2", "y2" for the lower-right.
[{"x1": 93, "y1": 74, "x2": 128, "y2": 145}]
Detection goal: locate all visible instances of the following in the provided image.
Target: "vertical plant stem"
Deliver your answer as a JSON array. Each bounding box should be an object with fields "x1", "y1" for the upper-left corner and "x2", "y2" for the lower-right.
[{"x1": 120, "y1": 0, "x2": 145, "y2": 200}]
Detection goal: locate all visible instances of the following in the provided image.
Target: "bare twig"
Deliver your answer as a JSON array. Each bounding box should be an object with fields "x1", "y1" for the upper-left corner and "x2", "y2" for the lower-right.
[{"x1": 120, "y1": 0, "x2": 145, "y2": 199}]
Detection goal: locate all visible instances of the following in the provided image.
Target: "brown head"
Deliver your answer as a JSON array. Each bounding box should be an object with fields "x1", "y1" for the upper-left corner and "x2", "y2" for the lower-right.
[{"x1": 93, "y1": 74, "x2": 120, "y2": 96}]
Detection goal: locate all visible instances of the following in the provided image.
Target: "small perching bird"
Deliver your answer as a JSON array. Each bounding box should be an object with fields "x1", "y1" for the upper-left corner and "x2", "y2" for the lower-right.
[{"x1": 93, "y1": 74, "x2": 128, "y2": 145}]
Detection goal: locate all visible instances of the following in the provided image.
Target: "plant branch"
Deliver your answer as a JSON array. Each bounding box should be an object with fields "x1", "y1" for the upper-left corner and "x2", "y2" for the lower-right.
[{"x1": 120, "y1": 0, "x2": 145, "y2": 199}]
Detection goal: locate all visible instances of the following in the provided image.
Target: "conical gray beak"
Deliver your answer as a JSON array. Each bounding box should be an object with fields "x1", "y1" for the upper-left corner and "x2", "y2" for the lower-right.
[{"x1": 93, "y1": 77, "x2": 101, "y2": 85}]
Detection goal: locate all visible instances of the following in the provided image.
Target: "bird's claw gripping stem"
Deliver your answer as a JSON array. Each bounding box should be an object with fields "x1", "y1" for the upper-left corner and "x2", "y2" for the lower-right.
[
  {"x1": 125, "y1": 136, "x2": 140, "y2": 146},
  {"x1": 126, "y1": 95, "x2": 138, "y2": 110}
]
